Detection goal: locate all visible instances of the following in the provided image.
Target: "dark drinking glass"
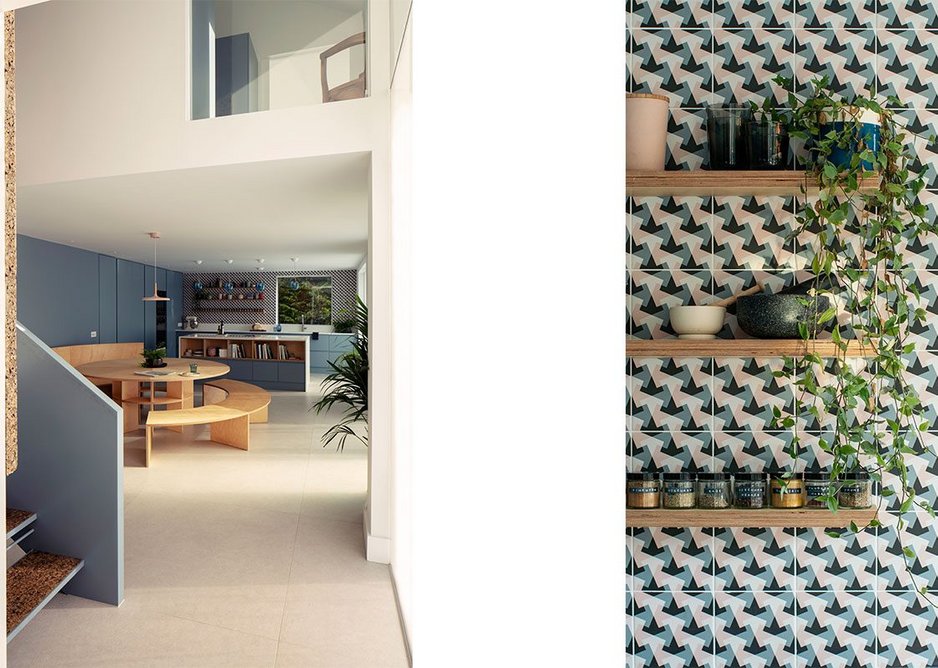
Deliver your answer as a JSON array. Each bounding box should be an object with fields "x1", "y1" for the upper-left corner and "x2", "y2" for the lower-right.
[
  {"x1": 706, "y1": 105, "x2": 750, "y2": 169},
  {"x1": 746, "y1": 118, "x2": 789, "y2": 169}
]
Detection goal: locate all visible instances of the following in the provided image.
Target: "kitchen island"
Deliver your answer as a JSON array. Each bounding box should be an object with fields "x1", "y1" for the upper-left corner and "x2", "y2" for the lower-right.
[{"x1": 178, "y1": 334, "x2": 310, "y2": 391}]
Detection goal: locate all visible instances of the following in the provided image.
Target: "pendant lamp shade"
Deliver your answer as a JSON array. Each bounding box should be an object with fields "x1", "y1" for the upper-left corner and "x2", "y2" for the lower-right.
[{"x1": 143, "y1": 232, "x2": 171, "y2": 302}]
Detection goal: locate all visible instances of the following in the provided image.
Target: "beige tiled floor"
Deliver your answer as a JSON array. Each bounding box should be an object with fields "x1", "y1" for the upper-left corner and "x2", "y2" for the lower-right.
[{"x1": 8, "y1": 378, "x2": 408, "y2": 668}]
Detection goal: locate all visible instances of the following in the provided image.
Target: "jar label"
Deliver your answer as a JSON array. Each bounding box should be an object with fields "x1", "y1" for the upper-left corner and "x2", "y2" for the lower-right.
[
  {"x1": 628, "y1": 486, "x2": 658, "y2": 494},
  {"x1": 805, "y1": 483, "x2": 828, "y2": 495},
  {"x1": 665, "y1": 484, "x2": 693, "y2": 494},
  {"x1": 703, "y1": 486, "x2": 726, "y2": 495},
  {"x1": 737, "y1": 487, "x2": 764, "y2": 498},
  {"x1": 841, "y1": 485, "x2": 864, "y2": 494},
  {"x1": 772, "y1": 485, "x2": 804, "y2": 495}
]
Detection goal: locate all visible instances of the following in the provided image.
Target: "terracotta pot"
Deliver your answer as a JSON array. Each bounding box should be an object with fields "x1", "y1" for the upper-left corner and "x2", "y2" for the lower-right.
[{"x1": 626, "y1": 93, "x2": 669, "y2": 171}]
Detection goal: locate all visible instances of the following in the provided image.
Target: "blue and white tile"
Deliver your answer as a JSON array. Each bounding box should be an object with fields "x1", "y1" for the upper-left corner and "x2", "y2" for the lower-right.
[
  {"x1": 666, "y1": 109, "x2": 709, "y2": 170},
  {"x1": 633, "y1": 593, "x2": 714, "y2": 668},
  {"x1": 629, "y1": 29, "x2": 713, "y2": 107},
  {"x1": 878, "y1": 30, "x2": 938, "y2": 108},
  {"x1": 796, "y1": 526, "x2": 877, "y2": 591},
  {"x1": 713, "y1": 431, "x2": 798, "y2": 472},
  {"x1": 714, "y1": 593, "x2": 795, "y2": 667},
  {"x1": 713, "y1": 198, "x2": 796, "y2": 270},
  {"x1": 713, "y1": 357, "x2": 793, "y2": 431},
  {"x1": 878, "y1": 511, "x2": 938, "y2": 591},
  {"x1": 629, "y1": 0, "x2": 714, "y2": 29},
  {"x1": 796, "y1": 591, "x2": 877, "y2": 667},
  {"x1": 881, "y1": 432, "x2": 938, "y2": 511},
  {"x1": 894, "y1": 110, "x2": 938, "y2": 191},
  {"x1": 629, "y1": 197, "x2": 712, "y2": 270},
  {"x1": 795, "y1": 30, "x2": 877, "y2": 100},
  {"x1": 628, "y1": 270, "x2": 712, "y2": 339},
  {"x1": 713, "y1": 528, "x2": 794, "y2": 591},
  {"x1": 714, "y1": 0, "x2": 793, "y2": 29},
  {"x1": 894, "y1": 191, "x2": 938, "y2": 269},
  {"x1": 908, "y1": 272, "x2": 938, "y2": 349},
  {"x1": 878, "y1": 590, "x2": 938, "y2": 668},
  {"x1": 712, "y1": 29, "x2": 794, "y2": 106},
  {"x1": 629, "y1": 357, "x2": 713, "y2": 432},
  {"x1": 633, "y1": 528, "x2": 715, "y2": 591},
  {"x1": 795, "y1": 0, "x2": 877, "y2": 30},
  {"x1": 879, "y1": 0, "x2": 938, "y2": 29},
  {"x1": 628, "y1": 431, "x2": 713, "y2": 472}
]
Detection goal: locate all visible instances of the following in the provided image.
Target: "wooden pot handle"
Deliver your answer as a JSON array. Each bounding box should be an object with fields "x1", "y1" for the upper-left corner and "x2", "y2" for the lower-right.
[{"x1": 710, "y1": 283, "x2": 763, "y2": 308}]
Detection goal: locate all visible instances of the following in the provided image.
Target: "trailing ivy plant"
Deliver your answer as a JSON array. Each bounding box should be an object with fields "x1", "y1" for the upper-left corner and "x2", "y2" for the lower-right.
[{"x1": 770, "y1": 75, "x2": 938, "y2": 601}]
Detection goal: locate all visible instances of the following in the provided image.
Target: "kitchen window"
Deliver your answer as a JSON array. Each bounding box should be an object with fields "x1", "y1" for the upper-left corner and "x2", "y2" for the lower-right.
[{"x1": 277, "y1": 276, "x2": 332, "y2": 324}]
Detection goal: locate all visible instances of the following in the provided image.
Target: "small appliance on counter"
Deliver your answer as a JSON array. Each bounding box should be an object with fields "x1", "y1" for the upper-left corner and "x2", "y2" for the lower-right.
[{"x1": 185, "y1": 316, "x2": 199, "y2": 330}]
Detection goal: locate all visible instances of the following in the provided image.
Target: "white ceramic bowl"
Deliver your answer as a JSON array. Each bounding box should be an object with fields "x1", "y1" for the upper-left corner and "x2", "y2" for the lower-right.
[{"x1": 668, "y1": 305, "x2": 726, "y2": 339}]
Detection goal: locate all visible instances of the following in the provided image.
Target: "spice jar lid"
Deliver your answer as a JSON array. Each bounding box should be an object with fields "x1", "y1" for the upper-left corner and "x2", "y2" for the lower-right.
[
  {"x1": 839, "y1": 470, "x2": 871, "y2": 480},
  {"x1": 769, "y1": 471, "x2": 804, "y2": 480},
  {"x1": 803, "y1": 470, "x2": 831, "y2": 481},
  {"x1": 662, "y1": 472, "x2": 695, "y2": 481},
  {"x1": 627, "y1": 472, "x2": 658, "y2": 481},
  {"x1": 697, "y1": 472, "x2": 729, "y2": 481},
  {"x1": 734, "y1": 472, "x2": 765, "y2": 481}
]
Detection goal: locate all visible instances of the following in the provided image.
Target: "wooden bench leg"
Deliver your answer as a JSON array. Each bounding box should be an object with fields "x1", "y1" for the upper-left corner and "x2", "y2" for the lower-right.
[
  {"x1": 250, "y1": 406, "x2": 268, "y2": 424},
  {"x1": 209, "y1": 415, "x2": 250, "y2": 451},
  {"x1": 145, "y1": 426, "x2": 153, "y2": 467}
]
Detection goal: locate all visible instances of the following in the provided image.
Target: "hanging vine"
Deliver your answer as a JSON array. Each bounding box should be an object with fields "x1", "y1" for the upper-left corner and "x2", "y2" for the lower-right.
[{"x1": 769, "y1": 75, "x2": 938, "y2": 600}]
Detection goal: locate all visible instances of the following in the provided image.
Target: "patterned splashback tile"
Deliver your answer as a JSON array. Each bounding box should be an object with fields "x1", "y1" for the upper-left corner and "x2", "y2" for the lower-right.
[
  {"x1": 182, "y1": 269, "x2": 357, "y2": 325},
  {"x1": 627, "y1": 1, "x2": 938, "y2": 664}
]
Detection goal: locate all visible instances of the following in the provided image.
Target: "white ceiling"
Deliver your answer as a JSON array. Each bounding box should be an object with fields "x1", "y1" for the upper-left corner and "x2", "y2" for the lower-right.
[{"x1": 16, "y1": 152, "x2": 370, "y2": 272}]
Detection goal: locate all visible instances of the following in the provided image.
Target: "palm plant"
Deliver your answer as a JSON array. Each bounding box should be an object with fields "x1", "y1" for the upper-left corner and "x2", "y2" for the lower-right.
[{"x1": 312, "y1": 297, "x2": 368, "y2": 450}]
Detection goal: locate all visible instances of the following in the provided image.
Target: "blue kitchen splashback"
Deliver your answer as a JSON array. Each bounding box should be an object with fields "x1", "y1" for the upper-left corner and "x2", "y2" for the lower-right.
[{"x1": 627, "y1": 1, "x2": 938, "y2": 665}]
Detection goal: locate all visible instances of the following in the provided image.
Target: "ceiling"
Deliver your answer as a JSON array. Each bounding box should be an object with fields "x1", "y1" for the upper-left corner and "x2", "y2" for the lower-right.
[{"x1": 16, "y1": 152, "x2": 370, "y2": 272}]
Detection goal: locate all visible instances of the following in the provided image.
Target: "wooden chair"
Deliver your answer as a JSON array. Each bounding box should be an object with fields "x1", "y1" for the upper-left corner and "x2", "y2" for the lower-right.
[{"x1": 320, "y1": 32, "x2": 366, "y2": 103}]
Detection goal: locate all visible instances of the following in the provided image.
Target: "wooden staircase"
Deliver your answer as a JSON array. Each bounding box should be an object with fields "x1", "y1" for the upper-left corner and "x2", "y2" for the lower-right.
[{"x1": 6, "y1": 508, "x2": 84, "y2": 642}]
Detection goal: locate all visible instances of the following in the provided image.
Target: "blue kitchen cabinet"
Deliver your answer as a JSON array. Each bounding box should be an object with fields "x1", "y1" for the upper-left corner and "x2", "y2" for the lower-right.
[
  {"x1": 98, "y1": 255, "x2": 117, "y2": 344},
  {"x1": 225, "y1": 359, "x2": 252, "y2": 381},
  {"x1": 252, "y1": 361, "x2": 278, "y2": 382},
  {"x1": 278, "y1": 362, "x2": 307, "y2": 385},
  {"x1": 116, "y1": 260, "x2": 145, "y2": 344}
]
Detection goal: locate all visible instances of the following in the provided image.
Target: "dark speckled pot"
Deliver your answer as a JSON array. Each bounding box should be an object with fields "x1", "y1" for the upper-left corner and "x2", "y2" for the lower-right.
[{"x1": 736, "y1": 295, "x2": 834, "y2": 339}]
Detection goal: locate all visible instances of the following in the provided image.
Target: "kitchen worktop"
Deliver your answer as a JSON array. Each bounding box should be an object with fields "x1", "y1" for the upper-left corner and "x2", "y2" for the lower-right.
[{"x1": 176, "y1": 329, "x2": 352, "y2": 337}]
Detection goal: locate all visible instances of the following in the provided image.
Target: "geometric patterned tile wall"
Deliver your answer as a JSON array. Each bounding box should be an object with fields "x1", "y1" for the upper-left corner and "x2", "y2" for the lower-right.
[
  {"x1": 627, "y1": 2, "x2": 938, "y2": 665},
  {"x1": 182, "y1": 269, "x2": 357, "y2": 325}
]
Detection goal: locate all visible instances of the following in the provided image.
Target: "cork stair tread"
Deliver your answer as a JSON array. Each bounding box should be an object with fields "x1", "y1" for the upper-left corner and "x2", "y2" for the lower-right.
[
  {"x1": 6, "y1": 509, "x2": 36, "y2": 540},
  {"x1": 7, "y1": 551, "x2": 84, "y2": 642}
]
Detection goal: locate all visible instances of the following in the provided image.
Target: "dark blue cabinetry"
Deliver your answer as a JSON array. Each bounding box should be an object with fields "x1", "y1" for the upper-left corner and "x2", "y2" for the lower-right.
[
  {"x1": 116, "y1": 260, "x2": 145, "y2": 344},
  {"x1": 97, "y1": 256, "x2": 117, "y2": 344}
]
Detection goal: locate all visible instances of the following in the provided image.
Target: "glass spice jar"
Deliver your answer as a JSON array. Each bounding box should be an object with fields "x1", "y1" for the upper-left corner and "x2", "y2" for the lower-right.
[
  {"x1": 733, "y1": 472, "x2": 767, "y2": 509},
  {"x1": 838, "y1": 470, "x2": 872, "y2": 509},
  {"x1": 804, "y1": 470, "x2": 833, "y2": 509},
  {"x1": 770, "y1": 472, "x2": 805, "y2": 509},
  {"x1": 662, "y1": 472, "x2": 696, "y2": 509},
  {"x1": 697, "y1": 473, "x2": 731, "y2": 509},
  {"x1": 626, "y1": 472, "x2": 660, "y2": 509}
]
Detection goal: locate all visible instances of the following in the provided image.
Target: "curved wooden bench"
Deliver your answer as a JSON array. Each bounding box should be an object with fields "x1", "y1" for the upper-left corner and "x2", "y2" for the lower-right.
[{"x1": 144, "y1": 381, "x2": 270, "y2": 466}]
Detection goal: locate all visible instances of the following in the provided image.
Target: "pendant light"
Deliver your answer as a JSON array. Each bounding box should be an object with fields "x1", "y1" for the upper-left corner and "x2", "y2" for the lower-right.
[
  {"x1": 142, "y1": 232, "x2": 171, "y2": 302},
  {"x1": 289, "y1": 257, "x2": 300, "y2": 290}
]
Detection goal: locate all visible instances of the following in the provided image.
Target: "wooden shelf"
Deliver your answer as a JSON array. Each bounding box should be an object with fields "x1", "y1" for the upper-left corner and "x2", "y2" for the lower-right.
[
  {"x1": 122, "y1": 396, "x2": 184, "y2": 406},
  {"x1": 626, "y1": 170, "x2": 881, "y2": 197},
  {"x1": 626, "y1": 339, "x2": 876, "y2": 358},
  {"x1": 192, "y1": 308, "x2": 264, "y2": 312},
  {"x1": 626, "y1": 508, "x2": 877, "y2": 528}
]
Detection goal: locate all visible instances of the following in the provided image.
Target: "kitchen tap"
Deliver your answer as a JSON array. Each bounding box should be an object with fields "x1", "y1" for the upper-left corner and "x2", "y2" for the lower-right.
[
  {"x1": 300, "y1": 316, "x2": 307, "y2": 331},
  {"x1": 217, "y1": 320, "x2": 225, "y2": 335}
]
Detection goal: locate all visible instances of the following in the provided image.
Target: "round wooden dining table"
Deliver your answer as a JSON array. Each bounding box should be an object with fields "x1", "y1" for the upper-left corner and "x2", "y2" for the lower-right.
[{"x1": 75, "y1": 358, "x2": 230, "y2": 433}]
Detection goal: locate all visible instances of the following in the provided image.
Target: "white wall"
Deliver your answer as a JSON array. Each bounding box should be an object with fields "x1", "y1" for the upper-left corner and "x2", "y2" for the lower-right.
[
  {"x1": 217, "y1": 1, "x2": 365, "y2": 110},
  {"x1": 14, "y1": 0, "x2": 381, "y2": 187},
  {"x1": 388, "y1": 1, "x2": 411, "y2": 654}
]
